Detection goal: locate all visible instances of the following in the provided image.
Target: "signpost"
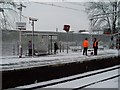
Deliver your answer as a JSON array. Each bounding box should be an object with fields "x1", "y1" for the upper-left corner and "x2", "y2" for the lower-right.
[
  {"x1": 63, "y1": 24, "x2": 70, "y2": 53},
  {"x1": 63, "y1": 25, "x2": 70, "y2": 32},
  {"x1": 17, "y1": 3, "x2": 26, "y2": 58},
  {"x1": 16, "y1": 22, "x2": 26, "y2": 58}
]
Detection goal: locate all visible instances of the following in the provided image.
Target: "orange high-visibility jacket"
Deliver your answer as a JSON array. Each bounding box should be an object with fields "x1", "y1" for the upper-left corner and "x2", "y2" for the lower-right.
[
  {"x1": 93, "y1": 41, "x2": 98, "y2": 47},
  {"x1": 83, "y1": 40, "x2": 89, "y2": 48}
]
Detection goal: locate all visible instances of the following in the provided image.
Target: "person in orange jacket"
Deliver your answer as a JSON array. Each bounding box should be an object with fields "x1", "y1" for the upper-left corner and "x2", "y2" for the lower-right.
[
  {"x1": 83, "y1": 38, "x2": 89, "y2": 56},
  {"x1": 93, "y1": 38, "x2": 98, "y2": 55}
]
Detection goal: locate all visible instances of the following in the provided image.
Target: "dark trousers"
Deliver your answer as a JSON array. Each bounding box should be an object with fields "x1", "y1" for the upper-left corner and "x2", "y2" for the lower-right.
[
  {"x1": 94, "y1": 47, "x2": 98, "y2": 55},
  {"x1": 28, "y1": 49, "x2": 32, "y2": 56},
  {"x1": 83, "y1": 47, "x2": 88, "y2": 55},
  {"x1": 54, "y1": 49, "x2": 57, "y2": 54}
]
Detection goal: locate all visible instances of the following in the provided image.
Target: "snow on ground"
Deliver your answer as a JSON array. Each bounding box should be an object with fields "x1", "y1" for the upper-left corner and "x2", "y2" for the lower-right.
[
  {"x1": 44, "y1": 66, "x2": 119, "y2": 88},
  {"x1": 0, "y1": 49, "x2": 119, "y2": 71},
  {"x1": 16, "y1": 65, "x2": 119, "y2": 89}
]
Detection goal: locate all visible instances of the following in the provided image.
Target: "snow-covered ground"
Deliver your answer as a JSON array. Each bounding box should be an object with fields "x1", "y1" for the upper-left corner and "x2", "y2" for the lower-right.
[
  {"x1": 0, "y1": 49, "x2": 119, "y2": 71},
  {"x1": 16, "y1": 65, "x2": 120, "y2": 89}
]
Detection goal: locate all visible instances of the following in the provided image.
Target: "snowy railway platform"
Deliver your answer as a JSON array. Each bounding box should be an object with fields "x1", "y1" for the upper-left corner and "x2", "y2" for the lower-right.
[
  {"x1": 0, "y1": 49, "x2": 119, "y2": 71},
  {"x1": 1, "y1": 49, "x2": 120, "y2": 89}
]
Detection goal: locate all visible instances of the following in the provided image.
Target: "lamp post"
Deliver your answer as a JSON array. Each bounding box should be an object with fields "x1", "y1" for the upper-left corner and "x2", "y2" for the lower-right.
[
  {"x1": 117, "y1": 13, "x2": 120, "y2": 56},
  {"x1": 89, "y1": 18, "x2": 93, "y2": 49},
  {"x1": 29, "y1": 17, "x2": 38, "y2": 57}
]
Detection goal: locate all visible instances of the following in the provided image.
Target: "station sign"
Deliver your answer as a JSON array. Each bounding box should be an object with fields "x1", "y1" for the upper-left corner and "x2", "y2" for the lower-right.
[{"x1": 16, "y1": 22, "x2": 26, "y2": 30}]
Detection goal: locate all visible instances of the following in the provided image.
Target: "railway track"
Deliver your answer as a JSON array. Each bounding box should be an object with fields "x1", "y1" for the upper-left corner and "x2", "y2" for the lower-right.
[{"x1": 16, "y1": 65, "x2": 120, "y2": 89}]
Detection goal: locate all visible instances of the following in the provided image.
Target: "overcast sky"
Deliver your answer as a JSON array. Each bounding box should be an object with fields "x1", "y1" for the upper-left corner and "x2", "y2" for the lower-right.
[{"x1": 18, "y1": 1, "x2": 90, "y2": 32}]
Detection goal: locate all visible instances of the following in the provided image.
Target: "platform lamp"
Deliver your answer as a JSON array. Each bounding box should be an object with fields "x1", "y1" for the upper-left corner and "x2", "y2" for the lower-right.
[{"x1": 29, "y1": 17, "x2": 38, "y2": 57}]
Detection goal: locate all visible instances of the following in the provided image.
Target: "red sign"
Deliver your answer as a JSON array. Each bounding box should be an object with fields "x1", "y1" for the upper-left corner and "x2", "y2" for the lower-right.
[{"x1": 63, "y1": 25, "x2": 70, "y2": 32}]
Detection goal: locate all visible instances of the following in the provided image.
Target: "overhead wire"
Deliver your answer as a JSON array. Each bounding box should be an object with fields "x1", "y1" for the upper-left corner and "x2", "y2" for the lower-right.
[
  {"x1": 33, "y1": 2, "x2": 84, "y2": 12},
  {"x1": 66, "y1": 2, "x2": 88, "y2": 7},
  {"x1": 0, "y1": 1, "x2": 88, "y2": 29}
]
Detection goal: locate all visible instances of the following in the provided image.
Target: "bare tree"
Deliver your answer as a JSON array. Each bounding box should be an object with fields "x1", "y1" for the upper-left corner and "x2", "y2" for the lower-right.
[
  {"x1": 0, "y1": 0, "x2": 27, "y2": 30},
  {"x1": 85, "y1": 0, "x2": 120, "y2": 34}
]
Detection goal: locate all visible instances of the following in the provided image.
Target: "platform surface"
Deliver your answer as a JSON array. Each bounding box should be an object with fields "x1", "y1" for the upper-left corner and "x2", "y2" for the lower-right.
[{"x1": 0, "y1": 49, "x2": 119, "y2": 71}]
